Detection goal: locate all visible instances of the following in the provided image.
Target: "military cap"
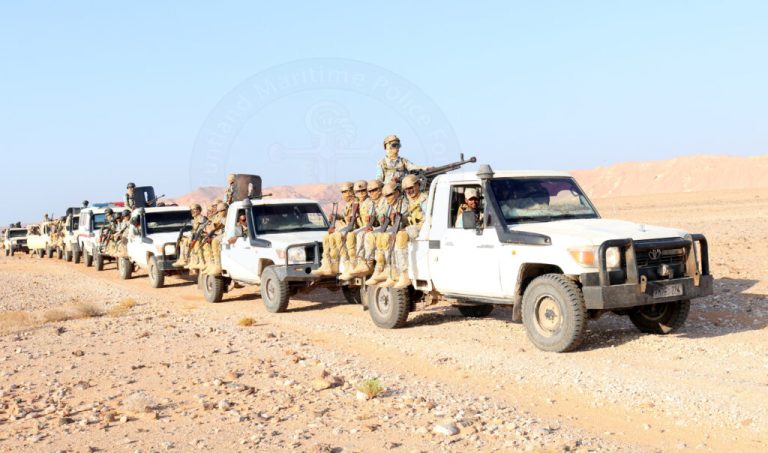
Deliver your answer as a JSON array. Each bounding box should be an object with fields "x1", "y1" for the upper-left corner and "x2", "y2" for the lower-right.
[
  {"x1": 126, "y1": 182, "x2": 136, "y2": 189},
  {"x1": 383, "y1": 134, "x2": 400, "y2": 147},
  {"x1": 227, "y1": 174, "x2": 236, "y2": 183},
  {"x1": 122, "y1": 209, "x2": 131, "y2": 217},
  {"x1": 382, "y1": 182, "x2": 399, "y2": 197},
  {"x1": 367, "y1": 179, "x2": 383, "y2": 190},
  {"x1": 105, "y1": 208, "x2": 114, "y2": 215},
  {"x1": 464, "y1": 188, "x2": 479, "y2": 200},
  {"x1": 190, "y1": 203, "x2": 202, "y2": 211},
  {"x1": 402, "y1": 174, "x2": 419, "y2": 190},
  {"x1": 217, "y1": 202, "x2": 228, "y2": 212},
  {"x1": 353, "y1": 180, "x2": 368, "y2": 192},
  {"x1": 339, "y1": 182, "x2": 354, "y2": 192},
  {"x1": 82, "y1": 200, "x2": 89, "y2": 207}
]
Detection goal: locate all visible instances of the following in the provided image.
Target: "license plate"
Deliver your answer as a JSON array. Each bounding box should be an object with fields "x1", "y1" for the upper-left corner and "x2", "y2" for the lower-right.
[{"x1": 652, "y1": 283, "x2": 683, "y2": 299}]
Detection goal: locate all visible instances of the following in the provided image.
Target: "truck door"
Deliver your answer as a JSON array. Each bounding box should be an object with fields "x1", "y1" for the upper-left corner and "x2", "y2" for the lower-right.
[
  {"x1": 429, "y1": 184, "x2": 504, "y2": 297},
  {"x1": 221, "y1": 208, "x2": 259, "y2": 284}
]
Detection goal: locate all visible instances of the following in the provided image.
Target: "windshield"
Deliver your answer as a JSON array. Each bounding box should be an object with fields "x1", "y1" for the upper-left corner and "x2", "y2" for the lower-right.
[
  {"x1": 145, "y1": 211, "x2": 193, "y2": 235},
  {"x1": 252, "y1": 203, "x2": 328, "y2": 235},
  {"x1": 71, "y1": 217, "x2": 80, "y2": 231},
  {"x1": 91, "y1": 213, "x2": 106, "y2": 230},
  {"x1": 490, "y1": 177, "x2": 598, "y2": 224},
  {"x1": 8, "y1": 230, "x2": 26, "y2": 238}
]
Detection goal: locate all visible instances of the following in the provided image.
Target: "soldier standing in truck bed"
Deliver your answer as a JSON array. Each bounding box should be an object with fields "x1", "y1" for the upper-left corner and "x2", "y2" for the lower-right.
[
  {"x1": 225, "y1": 174, "x2": 236, "y2": 205},
  {"x1": 376, "y1": 135, "x2": 427, "y2": 185},
  {"x1": 125, "y1": 183, "x2": 136, "y2": 210}
]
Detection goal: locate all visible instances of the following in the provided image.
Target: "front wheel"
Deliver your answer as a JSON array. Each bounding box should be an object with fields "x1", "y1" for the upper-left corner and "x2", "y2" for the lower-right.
[
  {"x1": 4, "y1": 248, "x2": 9, "y2": 257},
  {"x1": 629, "y1": 300, "x2": 690, "y2": 334},
  {"x1": 260, "y1": 266, "x2": 289, "y2": 313},
  {"x1": 203, "y1": 274, "x2": 224, "y2": 303},
  {"x1": 522, "y1": 274, "x2": 587, "y2": 353},
  {"x1": 73, "y1": 247, "x2": 81, "y2": 264},
  {"x1": 367, "y1": 285, "x2": 410, "y2": 329},
  {"x1": 342, "y1": 286, "x2": 363, "y2": 305},
  {"x1": 94, "y1": 252, "x2": 104, "y2": 271},
  {"x1": 118, "y1": 257, "x2": 132, "y2": 279},
  {"x1": 57, "y1": 247, "x2": 63, "y2": 260},
  {"x1": 46, "y1": 246, "x2": 53, "y2": 258},
  {"x1": 148, "y1": 256, "x2": 165, "y2": 288}
]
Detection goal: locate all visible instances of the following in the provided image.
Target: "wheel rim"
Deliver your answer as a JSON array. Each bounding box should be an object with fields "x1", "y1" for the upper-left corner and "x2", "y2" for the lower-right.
[
  {"x1": 265, "y1": 278, "x2": 275, "y2": 302},
  {"x1": 205, "y1": 275, "x2": 214, "y2": 292},
  {"x1": 374, "y1": 287, "x2": 391, "y2": 316},
  {"x1": 638, "y1": 303, "x2": 669, "y2": 321},
  {"x1": 534, "y1": 294, "x2": 562, "y2": 336}
]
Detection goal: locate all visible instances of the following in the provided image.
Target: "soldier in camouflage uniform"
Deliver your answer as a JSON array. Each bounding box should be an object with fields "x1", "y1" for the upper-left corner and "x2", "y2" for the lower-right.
[
  {"x1": 338, "y1": 180, "x2": 371, "y2": 280},
  {"x1": 202, "y1": 202, "x2": 227, "y2": 276},
  {"x1": 312, "y1": 182, "x2": 355, "y2": 276},
  {"x1": 225, "y1": 174, "x2": 236, "y2": 206},
  {"x1": 348, "y1": 179, "x2": 389, "y2": 277},
  {"x1": 175, "y1": 204, "x2": 207, "y2": 270},
  {"x1": 113, "y1": 210, "x2": 132, "y2": 258},
  {"x1": 99, "y1": 209, "x2": 116, "y2": 255},
  {"x1": 365, "y1": 182, "x2": 409, "y2": 286},
  {"x1": 125, "y1": 183, "x2": 137, "y2": 210},
  {"x1": 382, "y1": 174, "x2": 428, "y2": 288},
  {"x1": 376, "y1": 134, "x2": 426, "y2": 185}
]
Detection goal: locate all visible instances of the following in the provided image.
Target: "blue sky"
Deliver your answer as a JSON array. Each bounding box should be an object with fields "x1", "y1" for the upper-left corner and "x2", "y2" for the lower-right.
[{"x1": 1, "y1": 2, "x2": 767, "y2": 224}]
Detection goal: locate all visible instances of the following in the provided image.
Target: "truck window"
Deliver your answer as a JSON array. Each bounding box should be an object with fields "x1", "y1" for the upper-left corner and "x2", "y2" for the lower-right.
[
  {"x1": 251, "y1": 203, "x2": 328, "y2": 235},
  {"x1": 91, "y1": 213, "x2": 106, "y2": 230},
  {"x1": 145, "y1": 211, "x2": 193, "y2": 235},
  {"x1": 490, "y1": 177, "x2": 598, "y2": 224},
  {"x1": 448, "y1": 185, "x2": 482, "y2": 228}
]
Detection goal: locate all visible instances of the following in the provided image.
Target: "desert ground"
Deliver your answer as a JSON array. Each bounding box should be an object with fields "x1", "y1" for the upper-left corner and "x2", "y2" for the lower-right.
[{"x1": 1, "y1": 188, "x2": 766, "y2": 452}]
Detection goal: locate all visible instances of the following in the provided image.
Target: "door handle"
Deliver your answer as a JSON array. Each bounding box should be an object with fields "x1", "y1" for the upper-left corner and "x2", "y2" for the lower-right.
[
  {"x1": 476, "y1": 245, "x2": 495, "y2": 249},
  {"x1": 444, "y1": 241, "x2": 454, "y2": 246}
]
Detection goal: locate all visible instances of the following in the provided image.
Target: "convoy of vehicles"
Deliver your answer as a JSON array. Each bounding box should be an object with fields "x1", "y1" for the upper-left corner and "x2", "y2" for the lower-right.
[{"x1": 2, "y1": 167, "x2": 714, "y2": 352}]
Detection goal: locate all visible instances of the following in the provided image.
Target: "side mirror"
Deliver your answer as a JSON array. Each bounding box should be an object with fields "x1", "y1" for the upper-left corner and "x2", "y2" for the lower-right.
[{"x1": 461, "y1": 211, "x2": 477, "y2": 230}]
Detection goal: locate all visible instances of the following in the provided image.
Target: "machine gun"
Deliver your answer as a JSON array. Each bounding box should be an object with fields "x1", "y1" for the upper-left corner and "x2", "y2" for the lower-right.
[
  {"x1": 146, "y1": 194, "x2": 165, "y2": 207},
  {"x1": 411, "y1": 154, "x2": 477, "y2": 190}
]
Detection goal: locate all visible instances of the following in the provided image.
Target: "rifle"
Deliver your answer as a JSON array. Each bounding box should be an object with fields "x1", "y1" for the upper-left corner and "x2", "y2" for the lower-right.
[
  {"x1": 327, "y1": 202, "x2": 339, "y2": 232},
  {"x1": 252, "y1": 193, "x2": 272, "y2": 200},
  {"x1": 339, "y1": 202, "x2": 360, "y2": 237},
  {"x1": 146, "y1": 194, "x2": 165, "y2": 207},
  {"x1": 411, "y1": 154, "x2": 477, "y2": 189},
  {"x1": 175, "y1": 220, "x2": 190, "y2": 251},
  {"x1": 385, "y1": 196, "x2": 405, "y2": 278},
  {"x1": 187, "y1": 218, "x2": 209, "y2": 252},
  {"x1": 201, "y1": 223, "x2": 224, "y2": 244}
]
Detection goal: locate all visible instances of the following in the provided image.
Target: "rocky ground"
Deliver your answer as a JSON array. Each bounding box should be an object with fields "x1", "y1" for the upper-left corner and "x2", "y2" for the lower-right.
[{"x1": 0, "y1": 188, "x2": 766, "y2": 452}]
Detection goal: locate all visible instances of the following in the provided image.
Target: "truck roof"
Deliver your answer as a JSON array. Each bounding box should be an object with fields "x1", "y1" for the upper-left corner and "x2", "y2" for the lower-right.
[
  {"x1": 139, "y1": 206, "x2": 190, "y2": 214},
  {"x1": 236, "y1": 198, "x2": 320, "y2": 207},
  {"x1": 438, "y1": 169, "x2": 573, "y2": 183}
]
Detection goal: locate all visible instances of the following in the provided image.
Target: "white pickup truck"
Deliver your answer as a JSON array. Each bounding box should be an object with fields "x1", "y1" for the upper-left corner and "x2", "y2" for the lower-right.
[
  {"x1": 200, "y1": 197, "x2": 335, "y2": 307},
  {"x1": 3, "y1": 228, "x2": 29, "y2": 256},
  {"x1": 358, "y1": 165, "x2": 713, "y2": 352},
  {"x1": 60, "y1": 207, "x2": 81, "y2": 262},
  {"x1": 26, "y1": 222, "x2": 55, "y2": 258},
  {"x1": 77, "y1": 206, "x2": 114, "y2": 269},
  {"x1": 122, "y1": 206, "x2": 193, "y2": 287}
]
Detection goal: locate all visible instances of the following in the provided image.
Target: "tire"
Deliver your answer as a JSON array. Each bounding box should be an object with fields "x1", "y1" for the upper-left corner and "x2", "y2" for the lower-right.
[
  {"x1": 522, "y1": 274, "x2": 587, "y2": 353},
  {"x1": 118, "y1": 257, "x2": 132, "y2": 280},
  {"x1": 94, "y1": 252, "x2": 104, "y2": 271},
  {"x1": 342, "y1": 286, "x2": 363, "y2": 305},
  {"x1": 148, "y1": 256, "x2": 165, "y2": 288},
  {"x1": 9, "y1": 247, "x2": 14, "y2": 257},
  {"x1": 46, "y1": 246, "x2": 53, "y2": 258},
  {"x1": 367, "y1": 285, "x2": 410, "y2": 329},
  {"x1": 4, "y1": 248, "x2": 8, "y2": 257},
  {"x1": 457, "y1": 304, "x2": 495, "y2": 317},
  {"x1": 57, "y1": 247, "x2": 63, "y2": 260},
  {"x1": 84, "y1": 247, "x2": 93, "y2": 267},
  {"x1": 629, "y1": 300, "x2": 690, "y2": 334},
  {"x1": 72, "y1": 246, "x2": 81, "y2": 264},
  {"x1": 260, "y1": 265, "x2": 289, "y2": 313},
  {"x1": 203, "y1": 274, "x2": 224, "y2": 303}
]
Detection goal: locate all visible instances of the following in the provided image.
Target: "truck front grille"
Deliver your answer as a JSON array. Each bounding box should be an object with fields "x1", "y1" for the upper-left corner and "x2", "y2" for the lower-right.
[
  {"x1": 635, "y1": 248, "x2": 685, "y2": 267},
  {"x1": 633, "y1": 238, "x2": 688, "y2": 280}
]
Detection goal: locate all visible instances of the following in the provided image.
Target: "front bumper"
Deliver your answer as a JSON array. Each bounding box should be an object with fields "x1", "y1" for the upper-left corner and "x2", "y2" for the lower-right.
[
  {"x1": 280, "y1": 241, "x2": 335, "y2": 283},
  {"x1": 580, "y1": 234, "x2": 713, "y2": 310}
]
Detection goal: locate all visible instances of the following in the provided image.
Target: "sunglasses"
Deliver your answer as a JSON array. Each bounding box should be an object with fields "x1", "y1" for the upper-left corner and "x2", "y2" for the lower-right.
[
  {"x1": 405, "y1": 186, "x2": 417, "y2": 192},
  {"x1": 368, "y1": 188, "x2": 380, "y2": 193},
  {"x1": 355, "y1": 189, "x2": 367, "y2": 194},
  {"x1": 388, "y1": 142, "x2": 401, "y2": 148},
  {"x1": 385, "y1": 193, "x2": 396, "y2": 198}
]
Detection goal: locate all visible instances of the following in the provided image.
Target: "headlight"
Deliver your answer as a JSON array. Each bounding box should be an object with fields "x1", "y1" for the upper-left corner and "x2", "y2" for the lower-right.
[
  {"x1": 568, "y1": 247, "x2": 595, "y2": 267},
  {"x1": 164, "y1": 244, "x2": 177, "y2": 256},
  {"x1": 605, "y1": 247, "x2": 621, "y2": 269},
  {"x1": 287, "y1": 247, "x2": 307, "y2": 264}
]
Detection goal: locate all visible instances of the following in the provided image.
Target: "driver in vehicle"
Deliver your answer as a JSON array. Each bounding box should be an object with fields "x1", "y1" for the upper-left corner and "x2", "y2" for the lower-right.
[
  {"x1": 228, "y1": 214, "x2": 248, "y2": 245},
  {"x1": 455, "y1": 187, "x2": 483, "y2": 228}
]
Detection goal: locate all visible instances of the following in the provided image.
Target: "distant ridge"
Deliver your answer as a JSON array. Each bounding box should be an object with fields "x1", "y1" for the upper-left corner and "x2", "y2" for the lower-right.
[{"x1": 168, "y1": 154, "x2": 768, "y2": 207}]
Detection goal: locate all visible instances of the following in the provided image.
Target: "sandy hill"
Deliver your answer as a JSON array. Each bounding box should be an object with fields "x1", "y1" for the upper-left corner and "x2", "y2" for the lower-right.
[{"x1": 168, "y1": 154, "x2": 768, "y2": 207}]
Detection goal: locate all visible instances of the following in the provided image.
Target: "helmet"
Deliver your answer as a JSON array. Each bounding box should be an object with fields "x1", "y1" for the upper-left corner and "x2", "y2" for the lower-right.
[
  {"x1": 464, "y1": 188, "x2": 479, "y2": 200},
  {"x1": 383, "y1": 134, "x2": 400, "y2": 147},
  {"x1": 402, "y1": 174, "x2": 419, "y2": 190},
  {"x1": 353, "y1": 180, "x2": 368, "y2": 192},
  {"x1": 367, "y1": 179, "x2": 383, "y2": 191},
  {"x1": 105, "y1": 208, "x2": 114, "y2": 215},
  {"x1": 82, "y1": 200, "x2": 89, "y2": 207},
  {"x1": 227, "y1": 174, "x2": 236, "y2": 183},
  {"x1": 339, "y1": 182, "x2": 354, "y2": 192},
  {"x1": 217, "y1": 202, "x2": 227, "y2": 213},
  {"x1": 126, "y1": 182, "x2": 136, "y2": 189},
  {"x1": 382, "y1": 182, "x2": 398, "y2": 197},
  {"x1": 190, "y1": 203, "x2": 202, "y2": 211},
  {"x1": 122, "y1": 209, "x2": 131, "y2": 217}
]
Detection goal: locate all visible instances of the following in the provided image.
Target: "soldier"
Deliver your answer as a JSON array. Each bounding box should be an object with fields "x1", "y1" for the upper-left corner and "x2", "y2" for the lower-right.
[
  {"x1": 174, "y1": 204, "x2": 206, "y2": 269},
  {"x1": 365, "y1": 182, "x2": 408, "y2": 286},
  {"x1": 347, "y1": 179, "x2": 389, "y2": 277},
  {"x1": 455, "y1": 188, "x2": 483, "y2": 228},
  {"x1": 201, "y1": 202, "x2": 227, "y2": 276},
  {"x1": 380, "y1": 174, "x2": 427, "y2": 288},
  {"x1": 225, "y1": 174, "x2": 236, "y2": 205},
  {"x1": 114, "y1": 209, "x2": 132, "y2": 257},
  {"x1": 228, "y1": 213, "x2": 248, "y2": 245},
  {"x1": 99, "y1": 208, "x2": 115, "y2": 254},
  {"x1": 82, "y1": 200, "x2": 89, "y2": 208},
  {"x1": 125, "y1": 183, "x2": 136, "y2": 210},
  {"x1": 312, "y1": 182, "x2": 355, "y2": 276},
  {"x1": 338, "y1": 180, "x2": 371, "y2": 280},
  {"x1": 376, "y1": 134, "x2": 426, "y2": 185}
]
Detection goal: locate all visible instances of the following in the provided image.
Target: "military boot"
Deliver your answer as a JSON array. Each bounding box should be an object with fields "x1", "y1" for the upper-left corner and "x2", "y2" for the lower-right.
[
  {"x1": 393, "y1": 272, "x2": 412, "y2": 289},
  {"x1": 311, "y1": 257, "x2": 333, "y2": 276},
  {"x1": 378, "y1": 273, "x2": 397, "y2": 288},
  {"x1": 172, "y1": 255, "x2": 188, "y2": 268},
  {"x1": 350, "y1": 259, "x2": 373, "y2": 277},
  {"x1": 338, "y1": 258, "x2": 355, "y2": 281}
]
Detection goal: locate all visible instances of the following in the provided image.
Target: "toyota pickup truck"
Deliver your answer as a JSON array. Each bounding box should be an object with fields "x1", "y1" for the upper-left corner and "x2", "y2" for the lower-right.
[
  {"x1": 77, "y1": 206, "x2": 115, "y2": 269},
  {"x1": 122, "y1": 206, "x2": 193, "y2": 287},
  {"x1": 27, "y1": 222, "x2": 55, "y2": 258},
  {"x1": 360, "y1": 165, "x2": 713, "y2": 352},
  {"x1": 200, "y1": 197, "x2": 335, "y2": 307},
  {"x1": 60, "y1": 207, "x2": 81, "y2": 261},
  {"x1": 3, "y1": 228, "x2": 29, "y2": 256}
]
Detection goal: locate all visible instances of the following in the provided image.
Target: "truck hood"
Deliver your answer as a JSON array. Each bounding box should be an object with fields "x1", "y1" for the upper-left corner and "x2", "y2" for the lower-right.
[
  {"x1": 259, "y1": 230, "x2": 327, "y2": 249},
  {"x1": 509, "y1": 218, "x2": 688, "y2": 246}
]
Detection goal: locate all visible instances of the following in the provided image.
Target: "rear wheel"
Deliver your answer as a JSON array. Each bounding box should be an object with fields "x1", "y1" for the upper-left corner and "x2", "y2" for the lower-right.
[
  {"x1": 72, "y1": 246, "x2": 81, "y2": 264},
  {"x1": 522, "y1": 274, "x2": 587, "y2": 353},
  {"x1": 261, "y1": 266, "x2": 289, "y2": 313},
  {"x1": 57, "y1": 247, "x2": 63, "y2": 259},
  {"x1": 456, "y1": 304, "x2": 495, "y2": 317},
  {"x1": 94, "y1": 252, "x2": 104, "y2": 271},
  {"x1": 367, "y1": 285, "x2": 410, "y2": 329},
  {"x1": 118, "y1": 257, "x2": 132, "y2": 279},
  {"x1": 629, "y1": 300, "x2": 690, "y2": 334},
  {"x1": 342, "y1": 286, "x2": 363, "y2": 305},
  {"x1": 203, "y1": 274, "x2": 224, "y2": 303},
  {"x1": 4, "y1": 248, "x2": 9, "y2": 257},
  {"x1": 46, "y1": 246, "x2": 53, "y2": 258},
  {"x1": 84, "y1": 247, "x2": 92, "y2": 267},
  {"x1": 148, "y1": 256, "x2": 165, "y2": 288}
]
